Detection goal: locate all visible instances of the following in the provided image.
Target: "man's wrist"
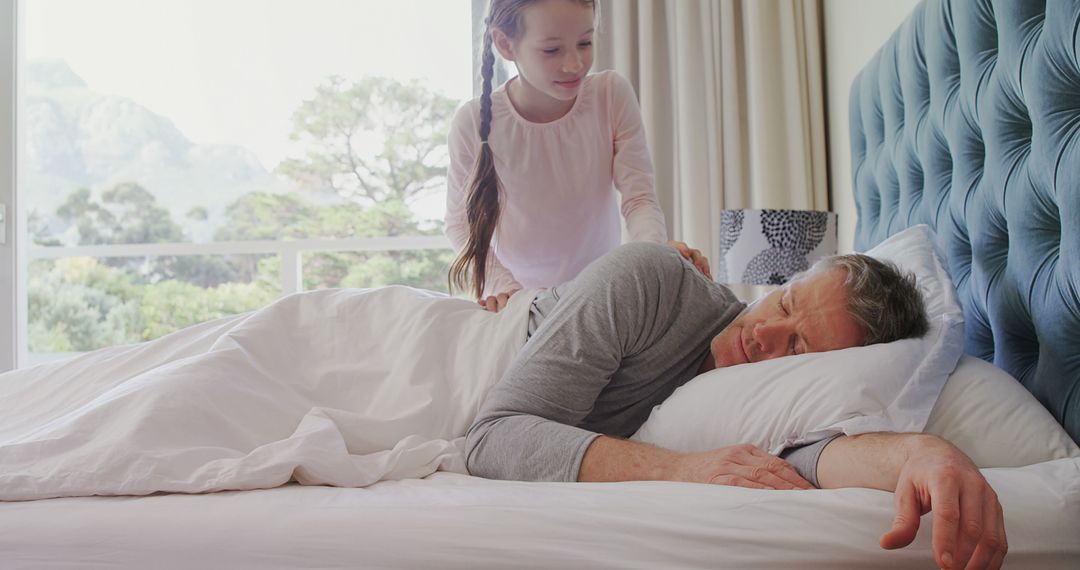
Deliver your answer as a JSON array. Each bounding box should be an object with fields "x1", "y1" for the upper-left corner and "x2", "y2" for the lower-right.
[
  {"x1": 818, "y1": 432, "x2": 937, "y2": 490},
  {"x1": 898, "y1": 432, "x2": 945, "y2": 463},
  {"x1": 579, "y1": 436, "x2": 683, "y2": 482}
]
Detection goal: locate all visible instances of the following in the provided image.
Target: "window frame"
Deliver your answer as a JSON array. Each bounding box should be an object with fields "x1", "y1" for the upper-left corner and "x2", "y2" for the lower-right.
[{"x1": 0, "y1": 0, "x2": 21, "y2": 373}]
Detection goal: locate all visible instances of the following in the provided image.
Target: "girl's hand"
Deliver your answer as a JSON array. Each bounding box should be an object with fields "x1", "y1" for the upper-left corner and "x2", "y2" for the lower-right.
[
  {"x1": 668, "y1": 240, "x2": 713, "y2": 280},
  {"x1": 479, "y1": 289, "x2": 519, "y2": 313}
]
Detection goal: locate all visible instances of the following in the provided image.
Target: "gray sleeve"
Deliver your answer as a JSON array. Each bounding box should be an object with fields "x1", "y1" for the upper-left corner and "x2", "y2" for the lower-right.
[
  {"x1": 465, "y1": 243, "x2": 693, "y2": 482},
  {"x1": 780, "y1": 434, "x2": 842, "y2": 488}
]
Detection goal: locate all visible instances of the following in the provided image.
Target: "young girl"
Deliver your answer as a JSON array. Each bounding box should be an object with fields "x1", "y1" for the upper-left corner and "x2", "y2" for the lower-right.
[{"x1": 446, "y1": 0, "x2": 711, "y2": 311}]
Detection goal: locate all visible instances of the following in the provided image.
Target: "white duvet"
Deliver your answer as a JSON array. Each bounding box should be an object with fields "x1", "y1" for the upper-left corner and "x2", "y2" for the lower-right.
[{"x1": 0, "y1": 286, "x2": 536, "y2": 501}]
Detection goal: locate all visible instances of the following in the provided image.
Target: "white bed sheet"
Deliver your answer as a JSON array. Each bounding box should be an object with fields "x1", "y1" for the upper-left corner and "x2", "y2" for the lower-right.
[{"x1": 2, "y1": 457, "x2": 1077, "y2": 569}]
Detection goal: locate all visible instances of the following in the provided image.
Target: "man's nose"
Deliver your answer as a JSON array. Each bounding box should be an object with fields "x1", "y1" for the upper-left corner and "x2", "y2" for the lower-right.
[{"x1": 753, "y1": 321, "x2": 789, "y2": 359}]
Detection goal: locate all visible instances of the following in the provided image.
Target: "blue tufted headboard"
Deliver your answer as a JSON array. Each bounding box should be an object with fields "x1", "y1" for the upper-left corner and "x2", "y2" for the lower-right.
[{"x1": 849, "y1": 0, "x2": 1080, "y2": 445}]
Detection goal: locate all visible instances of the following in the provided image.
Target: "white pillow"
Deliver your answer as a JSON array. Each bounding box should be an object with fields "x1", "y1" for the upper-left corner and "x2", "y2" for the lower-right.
[
  {"x1": 632, "y1": 225, "x2": 965, "y2": 455},
  {"x1": 925, "y1": 355, "x2": 1080, "y2": 467}
]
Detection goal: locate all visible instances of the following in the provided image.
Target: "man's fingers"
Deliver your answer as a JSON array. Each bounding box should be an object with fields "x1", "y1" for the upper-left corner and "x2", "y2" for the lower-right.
[
  {"x1": 995, "y1": 491, "x2": 1008, "y2": 560},
  {"x1": 967, "y1": 543, "x2": 999, "y2": 570},
  {"x1": 986, "y1": 548, "x2": 1006, "y2": 570},
  {"x1": 880, "y1": 480, "x2": 921, "y2": 550},
  {"x1": 740, "y1": 447, "x2": 813, "y2": 489},
  {"x1": 964, "y1": 489, "x2": 1006, "y2": 570},
  {"x1": 766, "y1": 459, "x2": 814, "y2": 490},
  {"x1": 735, "y1": 465, "x2": 808, "y2": 490},
  {"x1": 929, "y1": 477, "x2": 962, "y2": 569},
  {"x1": 952, "y1": 484, "x2": 984, "y2": 568}
]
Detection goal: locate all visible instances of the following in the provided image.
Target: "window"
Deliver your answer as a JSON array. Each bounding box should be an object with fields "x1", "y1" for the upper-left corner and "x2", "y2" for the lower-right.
[{"x1": 5, "y1": 0, "x2": 484, "y2": 368}]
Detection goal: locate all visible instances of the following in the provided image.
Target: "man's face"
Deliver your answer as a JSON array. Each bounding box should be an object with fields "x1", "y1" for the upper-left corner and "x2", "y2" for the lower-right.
[{"x1": 707, "y1": 268, "x2": 866, "y2": 369}]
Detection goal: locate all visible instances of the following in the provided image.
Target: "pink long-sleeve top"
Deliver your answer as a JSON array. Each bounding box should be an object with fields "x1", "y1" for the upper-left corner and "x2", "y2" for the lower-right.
[{"x1": 445, "y1": 70, "x2": 668, "y2": 296}]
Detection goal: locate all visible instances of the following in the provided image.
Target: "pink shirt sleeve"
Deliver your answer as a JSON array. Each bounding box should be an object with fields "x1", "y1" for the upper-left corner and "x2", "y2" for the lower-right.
[
  {"x1": 608, "y1": 74, "x2": 668, "y2": 244},
  {"x1": 445, "y1": 103, "x2": 523, "y2": 297}
]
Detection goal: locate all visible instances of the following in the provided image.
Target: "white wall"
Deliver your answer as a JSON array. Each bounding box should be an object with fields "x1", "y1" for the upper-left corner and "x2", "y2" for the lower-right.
[{"x1": 823, "y1": 0, "x2": 919, "y2": 252}]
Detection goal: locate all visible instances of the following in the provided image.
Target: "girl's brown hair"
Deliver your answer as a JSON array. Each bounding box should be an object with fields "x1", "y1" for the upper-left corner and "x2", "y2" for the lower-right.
[{"x1": 448, "y1": 0, "x2": 596, "y2": 299}]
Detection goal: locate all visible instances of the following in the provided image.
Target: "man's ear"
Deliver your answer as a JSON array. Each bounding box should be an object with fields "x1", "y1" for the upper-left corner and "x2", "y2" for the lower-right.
[{"x1": 491, "y1": 28, "x2": 516, "y2": 61}]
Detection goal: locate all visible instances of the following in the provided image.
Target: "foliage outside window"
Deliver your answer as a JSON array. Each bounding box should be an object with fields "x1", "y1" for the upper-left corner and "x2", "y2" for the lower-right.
[{"x1": 23, "y1": 1, "x2": 471, "y2": 354}]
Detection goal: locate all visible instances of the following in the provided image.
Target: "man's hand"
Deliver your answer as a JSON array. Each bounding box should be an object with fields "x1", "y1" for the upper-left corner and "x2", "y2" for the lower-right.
[
  {"x1": 668, "y1": 240, "x2": 712, "y2": 280},
  {"x1": 669, "y1": 443, "x2": 814, "y2": 490},
  {"x1": 817, "y1": 433, "x2": 1007, "y2": 570},
  {"x1": 479, "y1": 289, "x2": 519, "y2": 312},
  {"x1": 881, "y1": 436, "x2": 1007, "y2": 570}
]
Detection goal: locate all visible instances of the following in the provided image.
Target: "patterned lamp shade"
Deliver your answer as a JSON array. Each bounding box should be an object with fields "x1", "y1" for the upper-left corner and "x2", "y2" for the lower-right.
[{"x1": 717, "y1": 209, "x2": 838, "y2": 285}]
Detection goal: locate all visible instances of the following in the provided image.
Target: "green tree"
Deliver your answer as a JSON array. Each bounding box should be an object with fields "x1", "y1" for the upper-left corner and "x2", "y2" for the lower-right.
[
  {"x1": 219, "y1": 192, "x2": 454, "y2": 292},
  {"x1": 216, "y1": 192, "x2": 315, "y2": 241},
  {"x1": 27, "y1": 255, "x2": 276, "y2": 352},
  {"x1": 27, "y1": 209, "x2": 62, "y2": 246},
  {"x1": 57, "y1": 183, "x2": 184, "y2": 246},
  {"x1": 54, "y1": 182, "x2": 243, "y2": 287},
  {"x1": 277, "y1": 76, "x2": 457, "y2": 207},
  {"x1": 186, "y1": 206, "x2": 209, "y2": 221},
  {"x1": 270, "y1": 76, "x2": 458, "y2": 292},
  {"x1": 139, "y1": 279, "x2": 275, "y2": 341},
  {"x1": 27, "y1": 257, "x2": 143, "y2": 351}
]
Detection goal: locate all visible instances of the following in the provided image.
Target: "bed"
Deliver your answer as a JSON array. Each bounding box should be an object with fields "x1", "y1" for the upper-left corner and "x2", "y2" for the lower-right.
[{"x1": 2, "y1": 0, "x2": 1080, "y2": 568}]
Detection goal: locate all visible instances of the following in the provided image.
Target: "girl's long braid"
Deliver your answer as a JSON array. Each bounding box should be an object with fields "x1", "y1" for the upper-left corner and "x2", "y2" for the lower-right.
[{"x1": 449, "y1": 21, "x2": 501, "y2": 299}]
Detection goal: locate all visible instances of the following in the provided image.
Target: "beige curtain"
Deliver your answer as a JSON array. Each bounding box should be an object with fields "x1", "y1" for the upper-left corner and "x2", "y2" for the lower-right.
[{"x1": 597, "y1": 0, "x2": 829, "y2": 267}]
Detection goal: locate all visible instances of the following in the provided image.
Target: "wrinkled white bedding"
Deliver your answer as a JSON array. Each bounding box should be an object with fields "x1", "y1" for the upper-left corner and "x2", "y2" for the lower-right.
[
  {"x1": 0, "y1": 286, "x2": 535, "y2": 501},
  {"x1": 1, "y1": 458, "x2": 1078, "y2": 569},
  {"x1": 2, "y1": 286, "x2": 1079, "y2": 568}
]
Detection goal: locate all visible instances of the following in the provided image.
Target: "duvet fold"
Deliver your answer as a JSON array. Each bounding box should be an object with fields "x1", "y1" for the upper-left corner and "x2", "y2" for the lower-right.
[{"x1": 0, "y1": 286, "x2": 535, "y2": 501}]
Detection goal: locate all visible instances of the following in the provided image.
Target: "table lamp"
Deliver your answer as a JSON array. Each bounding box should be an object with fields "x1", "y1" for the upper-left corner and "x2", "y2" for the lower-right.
[{"x1": 717, "y1": 209, "x2": 838, "y2": 298}]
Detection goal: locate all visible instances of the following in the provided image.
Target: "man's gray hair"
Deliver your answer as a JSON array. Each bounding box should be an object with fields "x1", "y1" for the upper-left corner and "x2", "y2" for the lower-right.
[{"x1": 807, "y1": 254, "x2": 929, "y2": 345}]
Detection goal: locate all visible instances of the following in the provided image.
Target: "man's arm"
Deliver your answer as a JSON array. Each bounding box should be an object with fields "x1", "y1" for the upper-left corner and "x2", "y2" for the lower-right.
[
  {"x1": 580, "y1": 432, "x2": 1006, "y2": 570},
  {"x1": 466, "y1": 243, "x2": 687, "y2": 482},
  {"x1": 817, "y1": 433, "x2": 1007, "y2": 570},
  {"x1": 578, "y1": 435, "x2": 814, "y2": 490},
  {"x1": 466, "y1": 242, "x2": 747, "y2": 482}
]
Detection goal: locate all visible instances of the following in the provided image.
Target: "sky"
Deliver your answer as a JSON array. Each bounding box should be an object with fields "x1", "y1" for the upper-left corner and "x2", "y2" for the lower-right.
[{"x1": 24, "y1": 0, "x2": 477, "y2": 219}]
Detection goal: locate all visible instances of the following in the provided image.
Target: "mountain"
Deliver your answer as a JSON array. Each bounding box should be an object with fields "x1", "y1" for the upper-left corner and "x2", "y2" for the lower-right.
[{"x1": 23, "y1": 59, "x2": 287, "y2": 243}]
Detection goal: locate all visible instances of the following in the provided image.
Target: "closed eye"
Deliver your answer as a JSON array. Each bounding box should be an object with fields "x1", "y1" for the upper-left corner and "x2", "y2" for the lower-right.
[{"x1": 779, "y1": 295, "x2": 799, "y2": 355}]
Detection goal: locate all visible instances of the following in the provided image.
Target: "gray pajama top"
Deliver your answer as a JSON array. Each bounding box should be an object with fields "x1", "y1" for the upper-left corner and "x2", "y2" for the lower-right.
[{"x1": 465, "y1": 242, "x2": 832, "y2": 486}]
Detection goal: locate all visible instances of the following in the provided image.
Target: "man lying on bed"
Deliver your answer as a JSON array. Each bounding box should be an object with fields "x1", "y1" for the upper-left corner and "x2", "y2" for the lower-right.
[{"x1": 467, "y1": 242, "x2": 1006, "y2": 570}]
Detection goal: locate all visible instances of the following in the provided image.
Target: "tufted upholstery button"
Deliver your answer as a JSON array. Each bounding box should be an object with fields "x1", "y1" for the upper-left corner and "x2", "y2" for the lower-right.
[{"x1": 849, "y1": 0, "x2": 1080, "y2": 444}]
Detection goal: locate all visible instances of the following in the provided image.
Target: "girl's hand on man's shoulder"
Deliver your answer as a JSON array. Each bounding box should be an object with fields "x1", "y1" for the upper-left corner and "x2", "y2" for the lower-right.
[
  {"x1": 479, "y1": 289, "x2": 520, "y2": 313},
  {"x1": 668, "y1": 240, "x2": 713, "y2": 280}
]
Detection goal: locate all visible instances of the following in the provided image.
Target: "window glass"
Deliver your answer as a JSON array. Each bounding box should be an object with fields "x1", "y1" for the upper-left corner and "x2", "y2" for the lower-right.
[{"x1": 21, "y1": 0, "x2": 472, "y2": 355}]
